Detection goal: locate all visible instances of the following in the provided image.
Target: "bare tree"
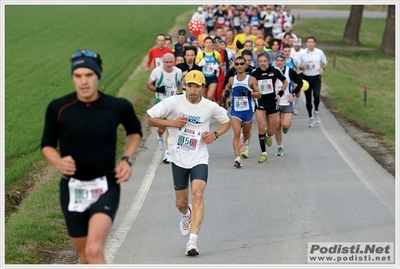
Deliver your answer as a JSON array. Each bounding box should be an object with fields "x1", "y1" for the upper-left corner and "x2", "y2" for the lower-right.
[
  {"x1": 343, "y1": 5, "x2": 364, "y2": 45},
  {"x1": 380, "y1": 5, "x2": 395, "y2": 56}
]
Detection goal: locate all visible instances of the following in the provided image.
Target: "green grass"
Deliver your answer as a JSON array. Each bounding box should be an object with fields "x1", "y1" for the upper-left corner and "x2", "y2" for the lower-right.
[
  {"x1": 5, "y1": 177, "x2": 67, "y2": 263},
  {"x1": 294, "y1": 18, "x2": 386, "y2": 47},
  {"x1": 323, "y1": 50, "x2": 395, "y2": 146},
  {"x1": 289, "y1": 5, "x2": 388, "y2": 12},
  {"x1": 5, "y1": 5, "x2": 195, "y2": 186}
]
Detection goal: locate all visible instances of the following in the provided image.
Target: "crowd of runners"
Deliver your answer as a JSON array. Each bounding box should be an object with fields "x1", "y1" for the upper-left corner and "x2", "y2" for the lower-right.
[
  {"x1": 146, "y1": 4, "x2": 328, "y2": 165},
  {"x1": 145, "y1": 4, "x2": 328, "y2": 256}
]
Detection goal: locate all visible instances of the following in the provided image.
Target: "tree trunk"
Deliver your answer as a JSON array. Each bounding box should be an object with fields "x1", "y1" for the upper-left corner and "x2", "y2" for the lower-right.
[
  {"x1": 343, "y1": 5, "x2": 364, "y2": 45},
  {"x1": 380, "y1": 5, "x2": 395, "y2": 56}
]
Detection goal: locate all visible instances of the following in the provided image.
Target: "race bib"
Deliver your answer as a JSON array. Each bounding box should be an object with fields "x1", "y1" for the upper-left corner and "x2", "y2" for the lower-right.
[
  {"x1": 68, "y1": 176, "x2": 108, "y2": 212},
  {"x1": 307, "y1": 61, "x2": 316, "y2": 70},
  {"x1": 155, "y1": 58, "x2": 163, "y2": 67},
  {"x1": 258, "y1": 79, "x2": 274, "y2": 94},
  {"x1": 234, "y1": 96, "x2": 250, "y2": 111},
  {"x1": 175, "y1": 128, "x2": 201, "y2": 155},
  {"x1": 217, "y1": 17, "x2": 225, "y2": 24},
  {"x1": 165, "y1": 85, "x2": 177, "y2": 97},
  {"x1": 203, "y1": 63, "x2": 215, "y2": 75}
]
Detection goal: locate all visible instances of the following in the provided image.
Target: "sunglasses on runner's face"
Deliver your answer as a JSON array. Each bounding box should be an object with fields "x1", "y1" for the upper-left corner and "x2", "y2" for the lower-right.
[
  {"x1": 71, "y1": 50, "x2": 98, "y2": 59},
  {"x1": 235, "y1": 62, "x2": 245, "y2": 66}
]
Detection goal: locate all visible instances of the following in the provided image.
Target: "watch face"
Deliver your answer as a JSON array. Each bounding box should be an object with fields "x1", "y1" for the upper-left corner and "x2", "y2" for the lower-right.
[{"x1": 122, "y1": 156, "x2": 132, "y2": 166}]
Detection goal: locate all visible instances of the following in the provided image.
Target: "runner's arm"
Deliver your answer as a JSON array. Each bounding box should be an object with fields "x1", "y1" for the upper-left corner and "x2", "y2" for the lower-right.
[{"x1": 42, "y1": 146, "x2": 76, "y2": 176}]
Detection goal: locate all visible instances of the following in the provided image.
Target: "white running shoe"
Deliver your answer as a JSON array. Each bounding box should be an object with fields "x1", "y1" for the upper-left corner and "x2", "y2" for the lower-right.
[
  {"x1": 157, "y1": 137, "x2": 164, "y2": 150},
  {"x1": 180, "y1": 204, "x2": 192, "y2": 236},
  {"x1": 314, "y1": 112, "x2": 320, "y2": 123},
  {"x1": 162, "y1": 150, "x2": 170, "y2": 164},
  {"x1": 186, "y1": 239, "x2": 199, "y2": 256},
  {"x1": 293, "y1": 106, "x2": 298, "y2": 115},
  {"x1": 275, "y1": 146, "x2": 284, "y2": 156},
  {"x1": 307, "y1": 117, "x2": 314, "y2": 128},
  {"x1": 233, "y1": 157, "x2": 243, "y2": 168}
]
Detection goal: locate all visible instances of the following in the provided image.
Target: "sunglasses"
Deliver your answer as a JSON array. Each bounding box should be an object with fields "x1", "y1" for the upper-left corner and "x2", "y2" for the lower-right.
[
  {"x1": 71, "y1": 50, "x2": 98, "y2": 59},
  {"x1": 235, "y1": 62, "x2": 245, "y2": 66}
]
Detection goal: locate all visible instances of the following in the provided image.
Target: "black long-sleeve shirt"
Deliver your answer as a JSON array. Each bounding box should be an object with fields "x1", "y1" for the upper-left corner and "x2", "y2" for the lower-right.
[{"x1": 41, "y1": 92, "x2": 142, "y2": 180}]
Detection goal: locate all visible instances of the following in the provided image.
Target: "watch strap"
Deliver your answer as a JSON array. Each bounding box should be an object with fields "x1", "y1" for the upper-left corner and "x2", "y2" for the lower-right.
[{"x1": 121, "y1": 156, "x2": 132, "y2": 166}]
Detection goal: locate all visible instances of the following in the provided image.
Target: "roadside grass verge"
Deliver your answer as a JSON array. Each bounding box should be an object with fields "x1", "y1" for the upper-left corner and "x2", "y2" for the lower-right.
[
  {"x1": 323, "y1": 50, "x2": 395, "y2": 148},
  {"x1": 5, "y1": 176, "x2": 66, "y2": 264}
]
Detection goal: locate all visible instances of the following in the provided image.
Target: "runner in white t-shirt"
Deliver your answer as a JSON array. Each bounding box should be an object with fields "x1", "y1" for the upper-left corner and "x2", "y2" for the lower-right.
[
  {"x1": 274, "y1": 52, "x2": 303, "y2": 157},
  {"x1": 147, "y1": 53, "x2": 182, "y2": 163},
  {"x1": 299, "y1": 36, "x2": 328, "y2": 127},
  {"x1": 290, "y1": 38, "x2": 307, "y2": 115},
  {"x1": 147, "y1": 70, "x2": 231, "y2": 257}
]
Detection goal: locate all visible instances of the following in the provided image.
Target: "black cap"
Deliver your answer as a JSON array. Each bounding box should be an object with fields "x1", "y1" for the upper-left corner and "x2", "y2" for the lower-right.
[{"x1": 178, "y1": 29, "x2": 186, "y2": 35}]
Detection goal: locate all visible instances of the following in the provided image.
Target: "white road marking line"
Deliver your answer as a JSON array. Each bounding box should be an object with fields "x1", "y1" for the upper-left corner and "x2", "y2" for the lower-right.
[
  {"x1": 105, "y1": 149, "x2": 163, "y2": 264},
  {"x1": 319, "y1": 120, "x2": 395, "y2": 214}
]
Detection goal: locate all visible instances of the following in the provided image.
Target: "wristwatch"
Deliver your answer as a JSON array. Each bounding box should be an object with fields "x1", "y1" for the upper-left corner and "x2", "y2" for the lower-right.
[
  {"x1": 121, "y1": 156, "x2": 133, "y2": 166},
  {"x1": 214, "y1": 131, "x2": 220, "y2": 140}
]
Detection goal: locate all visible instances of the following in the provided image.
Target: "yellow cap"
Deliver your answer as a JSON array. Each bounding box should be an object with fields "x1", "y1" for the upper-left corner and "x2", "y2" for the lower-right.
[{"x1": 185, "y1": 70, "x2": 205, "y2": 86}]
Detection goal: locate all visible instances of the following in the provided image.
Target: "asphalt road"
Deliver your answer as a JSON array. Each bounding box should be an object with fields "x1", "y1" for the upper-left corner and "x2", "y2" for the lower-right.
[{"x1": 104, "y1": 93, "x2": 395, "y2": 266}]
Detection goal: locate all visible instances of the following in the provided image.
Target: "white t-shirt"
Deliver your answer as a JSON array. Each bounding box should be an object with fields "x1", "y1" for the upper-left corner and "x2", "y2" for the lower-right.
[
  {"x1": 150, "y1": 66, "x2": 182, "y2": 100},
  {"x1": 260, "y1": 11, "x2": 274, "y2": 28},
  {"x1": 147, "y1": 95, "x2": 229, "y2": 168},
  {"x1": 192, "y1": 11, "x2": 206, "y2": 25},
  {"x1": 276, "y1": 66, "x2": 292, "y2": 106},
  {"x1": 300, "y1": 48, "x2": 327, "y2": 76},
  {"x1": 290, "y1": 47, "x2": 306, "y2": 74}
]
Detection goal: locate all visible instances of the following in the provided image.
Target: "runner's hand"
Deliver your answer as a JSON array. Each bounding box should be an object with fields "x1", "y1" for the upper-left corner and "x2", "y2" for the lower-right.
[
  {"x1": 156, "y1": 86, "x2": 166, "y2": 93},
  {"x1": 275, "y1": 94, "x2": 281, "y2": 105},
  {"x1": 224, "y1": 89, "x2": 230, "y2": 97},
  {"x1": 202, "y1": 131, "x2": 214, "y2": 144},
  {"x1": 239, "y1": 89, "x2": 250, "y2": 96},
  {"x1": 58, "y1": 155, "x2": 76, "y2": 176},
  {"x1": 173, "y1": 116, "x2": 188, "y2": 128},
  {"x1": 115, "y1": 161, "x2": 132, "y2": 184}
]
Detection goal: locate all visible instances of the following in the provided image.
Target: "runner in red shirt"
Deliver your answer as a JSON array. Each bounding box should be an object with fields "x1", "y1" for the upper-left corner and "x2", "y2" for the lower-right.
[{"x1": 146, "y1": 34, "x2": 173, "y2": 72}]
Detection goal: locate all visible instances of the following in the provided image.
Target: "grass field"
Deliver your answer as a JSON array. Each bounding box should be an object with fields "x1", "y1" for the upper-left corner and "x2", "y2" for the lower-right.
[
  {"x1": 5, "y1": 5, "x2": 195, "y2": 186},
  {"x1": 4, "y1": 4, "x2": 394, "y2": 264}
]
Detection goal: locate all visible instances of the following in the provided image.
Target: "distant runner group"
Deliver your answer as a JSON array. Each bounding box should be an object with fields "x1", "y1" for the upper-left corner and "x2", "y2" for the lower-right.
[{"x1": 146, "y1": 4, "x2": 328, "y2": 164}]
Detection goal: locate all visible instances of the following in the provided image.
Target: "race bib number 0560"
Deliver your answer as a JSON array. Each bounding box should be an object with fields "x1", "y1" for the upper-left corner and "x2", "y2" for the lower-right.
[{"x1": 176, "y1": 129, "x2": 201, "y2": 155}]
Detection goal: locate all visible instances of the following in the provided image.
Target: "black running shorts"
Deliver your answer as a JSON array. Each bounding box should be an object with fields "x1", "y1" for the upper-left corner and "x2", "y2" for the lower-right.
[
  {"x1": 255, "y1": 98, "x2": 278, "y2": 114},
  {"x1": 205, "y1": 75, "x2": 218, "y2": 88},
  {"x1": 171, "y1": 163, "x2": 208, "y2": 190},
  {"x1": 59, "y1": 172, "x2": 121, "y2": 238}
]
